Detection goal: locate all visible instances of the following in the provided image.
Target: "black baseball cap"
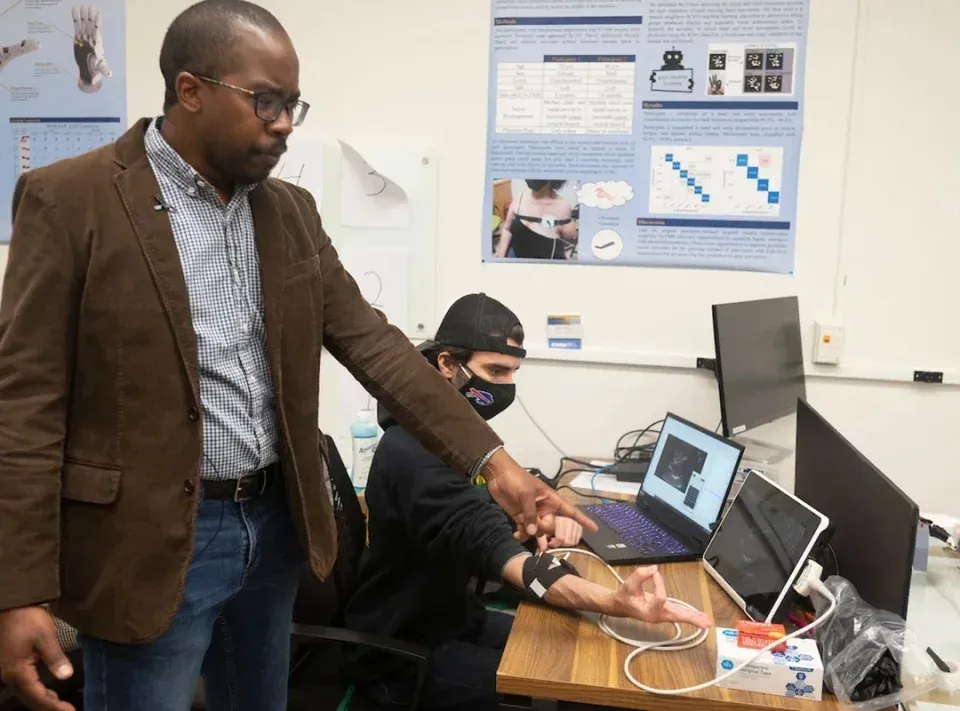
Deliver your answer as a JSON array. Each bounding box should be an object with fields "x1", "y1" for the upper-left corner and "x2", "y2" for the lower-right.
[{"x1": 421, "y1": 293, "x2": 526, "y2": 358}]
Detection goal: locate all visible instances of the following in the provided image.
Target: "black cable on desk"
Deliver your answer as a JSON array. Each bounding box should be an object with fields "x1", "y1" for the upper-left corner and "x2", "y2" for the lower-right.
[
  {"x1": 547, "y1": 417, "x2": 665, "y2": 494},
  {"x1": 614, "y1": 419, "x2": 663, "y2": 463}
]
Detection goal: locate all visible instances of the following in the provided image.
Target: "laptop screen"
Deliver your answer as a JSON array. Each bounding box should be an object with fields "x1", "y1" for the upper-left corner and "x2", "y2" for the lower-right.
[{"x1": 641, "y1": 414, "x2": 743, "y2": 532}]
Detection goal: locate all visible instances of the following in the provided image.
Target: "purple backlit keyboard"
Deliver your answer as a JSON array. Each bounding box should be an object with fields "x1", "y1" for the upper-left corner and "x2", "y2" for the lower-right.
[{"x1": 584, "y1": 503, "x2": 690, "y2": 557}]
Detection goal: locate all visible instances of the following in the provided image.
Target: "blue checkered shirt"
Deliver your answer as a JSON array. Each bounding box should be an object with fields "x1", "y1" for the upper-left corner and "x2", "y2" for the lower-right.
[{"x1": 145, "y1": 119, "x2": 278, "y2": 480}]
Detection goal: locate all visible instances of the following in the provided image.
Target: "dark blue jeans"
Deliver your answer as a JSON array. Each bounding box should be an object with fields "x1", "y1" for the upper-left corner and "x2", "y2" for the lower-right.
[{"x1": 78, "y1": 483, "x2": 306, "y2": 711}]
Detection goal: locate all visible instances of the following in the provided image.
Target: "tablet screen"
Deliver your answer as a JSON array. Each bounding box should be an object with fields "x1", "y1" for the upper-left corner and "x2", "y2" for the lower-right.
[{"x1": 704, "y1": 473, "x2": 826, "y2": 621}]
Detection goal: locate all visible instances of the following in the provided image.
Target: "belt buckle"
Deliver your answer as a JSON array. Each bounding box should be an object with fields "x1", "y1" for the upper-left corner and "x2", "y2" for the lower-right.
[{"x1": 232, "y1": 471, "x2": 267, "y2": 503}]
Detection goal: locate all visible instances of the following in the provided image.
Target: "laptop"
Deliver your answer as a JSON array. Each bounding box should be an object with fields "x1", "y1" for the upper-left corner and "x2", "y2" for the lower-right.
[{"x1": 579, "y1": 413, "x2": 745, "y2": 565}]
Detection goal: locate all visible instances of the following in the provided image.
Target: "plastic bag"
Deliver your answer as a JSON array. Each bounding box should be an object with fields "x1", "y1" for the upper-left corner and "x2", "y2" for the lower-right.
[{"x1": 810, "y1": 576, "x2": 945, "y2": 710}]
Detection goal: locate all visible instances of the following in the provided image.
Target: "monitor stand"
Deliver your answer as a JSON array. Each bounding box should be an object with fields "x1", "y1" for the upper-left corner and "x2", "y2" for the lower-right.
[{"x1": 736, "y1": 436, "x2": 793, "y2": 467}]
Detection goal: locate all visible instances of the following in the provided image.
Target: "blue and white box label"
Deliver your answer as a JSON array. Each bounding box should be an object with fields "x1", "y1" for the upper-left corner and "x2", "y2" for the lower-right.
[
  {"x1": 547, "y1": 314, "x2": 583, "y2": 350},
  {"x1": 715, "y1": 628, "x2": 823, "y2": 701}
]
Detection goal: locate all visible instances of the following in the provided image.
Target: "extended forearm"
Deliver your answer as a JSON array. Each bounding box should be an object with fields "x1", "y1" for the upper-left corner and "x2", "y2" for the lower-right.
[
  {"x1": 314, "y1": 214, "x2": 501, "y2": 475},
  {"x1": 502, "y1": 554, "x2": 619, "y2": 616}
]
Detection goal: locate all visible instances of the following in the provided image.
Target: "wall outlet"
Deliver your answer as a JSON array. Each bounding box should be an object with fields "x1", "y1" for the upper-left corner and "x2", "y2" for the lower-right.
[{"x1": 813, "y1": 323, "x2": 844, "y2": 364}]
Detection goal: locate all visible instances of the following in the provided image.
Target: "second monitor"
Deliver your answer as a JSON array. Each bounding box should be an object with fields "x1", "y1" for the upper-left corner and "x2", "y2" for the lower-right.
[
  {"x1": 794, "y1": 399, "x2": 919, "y2": 619},
  {"x1": 712, "y1": 295, "x2": 806, "y2": 463}
]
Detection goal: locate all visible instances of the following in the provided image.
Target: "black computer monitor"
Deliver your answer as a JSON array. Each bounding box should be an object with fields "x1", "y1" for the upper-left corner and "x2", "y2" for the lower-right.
[
  {"x1": 794, "y1": 399, "x2": 919, "y2": 618},
  {"x1": 712, "y1": 296, "x2": 806, "y2": 438}
]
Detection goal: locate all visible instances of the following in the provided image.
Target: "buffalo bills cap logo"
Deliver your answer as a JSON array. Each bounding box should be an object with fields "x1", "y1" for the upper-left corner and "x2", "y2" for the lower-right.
[{"x1": 466, "y1": 388, "x2": 494, "y2": 406}]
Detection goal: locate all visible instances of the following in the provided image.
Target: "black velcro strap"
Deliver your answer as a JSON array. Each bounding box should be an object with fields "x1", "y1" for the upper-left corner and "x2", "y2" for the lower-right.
[{"x1": 521, "y1": 553, "x2": 580, "y2": 600}]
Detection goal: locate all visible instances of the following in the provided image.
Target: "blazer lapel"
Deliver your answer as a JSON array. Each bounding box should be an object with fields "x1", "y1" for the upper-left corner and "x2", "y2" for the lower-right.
[
  {"x1": 115, "y1": 161, "x2": 200, "y2": 400},
  {"x1": 250, "y1": 186, "x2": 284, "y2": 394}
]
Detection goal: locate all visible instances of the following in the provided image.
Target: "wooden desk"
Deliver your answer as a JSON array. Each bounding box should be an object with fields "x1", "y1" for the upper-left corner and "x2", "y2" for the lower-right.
[{"x1": 497, "y1": 469, "x2": 859, "y2": 711}]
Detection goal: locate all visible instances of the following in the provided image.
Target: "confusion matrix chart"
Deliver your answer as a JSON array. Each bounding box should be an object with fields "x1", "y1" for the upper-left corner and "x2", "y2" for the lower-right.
[{"x1": 648, "y1": 146, "x2": 784, "y2": 218}]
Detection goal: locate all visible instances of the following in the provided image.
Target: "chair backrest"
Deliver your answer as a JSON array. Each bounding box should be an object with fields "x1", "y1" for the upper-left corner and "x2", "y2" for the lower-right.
[{"x1": 292, "y1": 434, "x2": 368, "y2": 626}]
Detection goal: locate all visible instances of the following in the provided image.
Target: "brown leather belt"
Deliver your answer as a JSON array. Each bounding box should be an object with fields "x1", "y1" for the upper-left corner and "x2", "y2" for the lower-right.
[{"x1": 201, "y1": 463, "x2": 280, "y2": 502}]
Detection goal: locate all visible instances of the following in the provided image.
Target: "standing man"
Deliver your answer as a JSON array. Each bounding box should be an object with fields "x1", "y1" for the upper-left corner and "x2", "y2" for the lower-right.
[{"x1": 0, "y1": 2, "x2": 593, "y2": 710}]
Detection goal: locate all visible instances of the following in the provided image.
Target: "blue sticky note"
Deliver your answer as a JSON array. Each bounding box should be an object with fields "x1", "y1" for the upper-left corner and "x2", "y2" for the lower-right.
[
  {"x1": 680, "y1": 170, "x2": 688, "y2": 178},
  {"x1": 757, "y1": 178, "x2": 769, "y2": 191},
  {"x1": 672, "y1": 162, "x2": 681, "y2": 170},
  {"x1": 687, "y1": 178, "x2": 696, "y2": 186},
  {"x1": 768, "y1": 191, "x2": 780, "y2": 204},
  {"x1": 702, "y1": 194, "x2": 711, "y2": 202},
  {"x1": 747, "y1": 167, "x2": 759, "y2": 179},
  {"x1": 665, "y1": 153, "x2": 673, "y2": 161},
  {"x1": 737, "y1": 154, "x2": 748, "y2": 166},
  {"x1": 694, "y1": 186, "x2": 703, "y2": 194}
]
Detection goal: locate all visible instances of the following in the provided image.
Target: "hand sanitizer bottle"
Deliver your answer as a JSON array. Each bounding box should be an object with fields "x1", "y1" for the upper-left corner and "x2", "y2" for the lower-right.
[{"x1": 350, "y1": 409, "x2": 379, "y2": 491}]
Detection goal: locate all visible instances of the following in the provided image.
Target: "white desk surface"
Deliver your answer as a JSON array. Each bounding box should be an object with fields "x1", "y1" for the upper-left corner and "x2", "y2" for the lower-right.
[{"x1": 906, "y1": 515, "x2": 960, "y2": 710}]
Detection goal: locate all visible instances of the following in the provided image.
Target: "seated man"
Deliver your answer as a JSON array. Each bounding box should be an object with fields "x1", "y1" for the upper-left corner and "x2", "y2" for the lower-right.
[{"x1": 343, "y1": 293, "x2": 711, "y2": 710}]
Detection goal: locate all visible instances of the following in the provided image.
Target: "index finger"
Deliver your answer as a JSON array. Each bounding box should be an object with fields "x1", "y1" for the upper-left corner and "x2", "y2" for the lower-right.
[
  {"x1": 519, "y1": 485, "x2": 539, "y2": 537},
  {"x1": 544, "y1": 488, "x2": 598, "y2": 532},
  {"x1": 651, "y1": 569, "x2": 667, "y2": 603},
  {"x1": 663, "y1": 602, "x2": 713, "y2": 630}
]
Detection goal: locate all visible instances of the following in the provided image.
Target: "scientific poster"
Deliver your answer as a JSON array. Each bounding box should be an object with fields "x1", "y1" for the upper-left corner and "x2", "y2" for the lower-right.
[
  {"x1": 1, "y1": 0, "x2": 126, "y2": 243},
  {"x1": 482, "y1": 0, "x2": 809, "y2": 274}
]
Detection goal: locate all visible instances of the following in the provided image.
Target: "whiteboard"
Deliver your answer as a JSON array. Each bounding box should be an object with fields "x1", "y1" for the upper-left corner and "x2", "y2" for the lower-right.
[
  {"x1": 320, "y1": 140, "x2": 439, "y2": 340},
  {"x1": 834, "y1": 0, "x2": 960, "y2": 375}
]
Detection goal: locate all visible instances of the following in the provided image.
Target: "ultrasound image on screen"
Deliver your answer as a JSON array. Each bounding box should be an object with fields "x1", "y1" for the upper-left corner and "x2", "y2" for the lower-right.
[{"x1": 653, "y1": 435, "x2": 708, "y2": 493}]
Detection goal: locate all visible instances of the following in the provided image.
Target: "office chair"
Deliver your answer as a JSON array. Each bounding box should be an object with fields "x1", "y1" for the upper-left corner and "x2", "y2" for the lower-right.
[{"x1": 287, "y1": 434, "x2": 430, "y2": 710}]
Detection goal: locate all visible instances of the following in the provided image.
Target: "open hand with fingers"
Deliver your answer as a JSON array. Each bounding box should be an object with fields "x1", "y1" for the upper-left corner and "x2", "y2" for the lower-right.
[
  {"x1": 72, "y1": 4, "x2": 111, "y2": 93},
  {"x1": 531, "y1": 516, "x2": 584, "y2": 552},
  {"x1": 612, "y1": 565, "x2": 713, "y2": 629}
]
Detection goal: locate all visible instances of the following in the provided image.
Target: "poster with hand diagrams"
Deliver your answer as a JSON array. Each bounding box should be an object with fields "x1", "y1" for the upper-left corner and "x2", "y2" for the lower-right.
[
  {"x1": 482, "y1": 0, "x2": 809, "y2": 274},
  {"x1": 1, "y1": 0, "x2": 126, "y2": 243}
]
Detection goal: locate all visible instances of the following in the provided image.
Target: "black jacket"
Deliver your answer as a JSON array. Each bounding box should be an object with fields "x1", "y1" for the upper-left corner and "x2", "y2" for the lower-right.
[{"x1": 343, "y1": 408, "x2": 527, "y2": 682}]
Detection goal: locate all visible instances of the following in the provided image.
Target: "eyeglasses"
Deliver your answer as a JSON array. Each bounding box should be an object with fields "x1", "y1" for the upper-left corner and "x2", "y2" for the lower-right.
[{"x1": 196, "y1": 75, "x2": 310, "y2": 127}]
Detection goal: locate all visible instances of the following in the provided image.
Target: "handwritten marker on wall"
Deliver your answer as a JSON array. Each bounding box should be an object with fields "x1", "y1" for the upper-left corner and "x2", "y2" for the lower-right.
[
  {"x1": 337, "y1": 140, "x2": 411, "y2": 229},
  {"x1": 270, "y1": 129, "x2": 324, "y2": 204},
  {"x1": 339, "y1": 246, "x2": 410, "y2": 334}
]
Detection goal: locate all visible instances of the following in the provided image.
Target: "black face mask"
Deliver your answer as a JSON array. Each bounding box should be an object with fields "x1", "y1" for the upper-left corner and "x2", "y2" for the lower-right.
[{"x1": 458, "y1": 367, "x2": 515, "y2": 421}]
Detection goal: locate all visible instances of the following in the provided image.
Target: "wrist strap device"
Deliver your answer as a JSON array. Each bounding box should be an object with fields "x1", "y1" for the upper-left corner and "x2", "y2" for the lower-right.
[{"x1": 521, "y1": 552, "x2": 580, "y2": 599}]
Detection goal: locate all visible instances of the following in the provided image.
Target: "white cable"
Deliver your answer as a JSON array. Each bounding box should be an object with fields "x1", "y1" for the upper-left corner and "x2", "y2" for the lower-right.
[
  {"x1": 547, "y1": 549, "x2": 838, "y2": 696},
  {"x1": 515, "y1": 394, "x2": 569, "y2": 459}
]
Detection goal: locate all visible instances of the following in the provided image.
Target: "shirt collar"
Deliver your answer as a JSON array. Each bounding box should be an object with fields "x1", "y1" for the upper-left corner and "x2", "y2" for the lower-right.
[{"x1": 145, "y1": 117, "x2": 256, "y2": 200}]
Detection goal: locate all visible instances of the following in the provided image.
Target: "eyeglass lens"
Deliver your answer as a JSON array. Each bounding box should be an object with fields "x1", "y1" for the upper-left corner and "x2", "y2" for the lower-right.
[{"x1": 255, "y1": 94, "x2": 307, "y2": 126}]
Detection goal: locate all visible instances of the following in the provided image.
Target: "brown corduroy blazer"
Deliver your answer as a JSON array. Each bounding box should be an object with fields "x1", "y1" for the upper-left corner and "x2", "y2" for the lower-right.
[{"x1": 0, "y1": 118, "x2": 501, "y2": 643}]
